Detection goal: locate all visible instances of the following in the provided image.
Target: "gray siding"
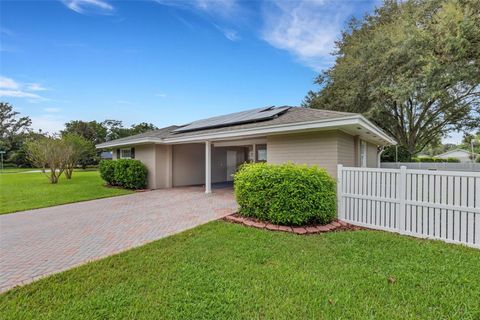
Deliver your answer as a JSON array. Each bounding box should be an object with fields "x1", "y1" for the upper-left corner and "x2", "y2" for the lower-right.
[
  {"x1": 267, "y1": 131, "x2": 339, "y2": 177},
  {"x1": 337, "y1": 132, "x2": 356, "y2": 167}
]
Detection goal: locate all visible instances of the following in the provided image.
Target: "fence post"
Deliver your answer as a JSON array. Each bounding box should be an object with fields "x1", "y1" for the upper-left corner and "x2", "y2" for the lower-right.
[
  {"x1": 397, "y1": 166, "x2": 407, "y2": 233},
  {"x1": 337, "y1": 164, "x2": 344, "y2": 220}
]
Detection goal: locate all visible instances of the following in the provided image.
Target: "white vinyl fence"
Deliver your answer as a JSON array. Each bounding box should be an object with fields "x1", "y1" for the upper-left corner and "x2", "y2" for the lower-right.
[{"x1": 337, "y1": 165, "x2": 480, "y2": 249}]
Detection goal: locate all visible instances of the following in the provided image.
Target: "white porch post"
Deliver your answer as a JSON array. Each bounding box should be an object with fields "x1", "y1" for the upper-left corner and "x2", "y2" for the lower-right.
[
  {"x1": 252, "y1": 144, "x2": 256, "y2": 162},
  {"x1": 205, "y1": 141, "x2": 212, "y2": 194}
]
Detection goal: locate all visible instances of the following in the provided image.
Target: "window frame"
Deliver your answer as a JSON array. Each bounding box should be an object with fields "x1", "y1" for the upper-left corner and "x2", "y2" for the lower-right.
[{"x1": 120, "y1": 148, "x2": 132, "y2": 159}]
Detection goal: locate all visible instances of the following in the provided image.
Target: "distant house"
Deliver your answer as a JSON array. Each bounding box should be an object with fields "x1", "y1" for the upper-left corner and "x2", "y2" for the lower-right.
[
  {"x1": 97, "y1": 106, "x2": 396, "y2": 192},
  {"x1": 100, "y1": 151, "x2": 113, "y2": 160},
  {"x1": 435, "y1": 149, "x2": 477, "y2": 163}
]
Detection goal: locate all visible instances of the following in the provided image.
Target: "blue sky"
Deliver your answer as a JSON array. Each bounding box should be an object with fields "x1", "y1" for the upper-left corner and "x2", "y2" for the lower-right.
[{"x1": 0, "y1": 0, "x2": 462, "y2": 142}]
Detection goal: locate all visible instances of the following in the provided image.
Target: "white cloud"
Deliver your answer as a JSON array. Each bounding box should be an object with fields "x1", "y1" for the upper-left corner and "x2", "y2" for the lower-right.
[
  {"x1": 0, "y1": 76, "x2": 49, "y2": 102},
  {"x1": 27, "y1": 83, "x2": 48, "y2": 91},
  {"x1": 261, "y1": 0, "x2": 353, "y2": 71},
  {"x1": 154, "y1": 0, "x2": 241, "y2": 40},
  {"x1": 0, "y1": 76, "x2": 49, "y2": 103},
  {"x1": 44, "y1": 107, "x2": 61, "y2": 113},
  {"x1": 61, "y1": 0, "x2": 114, "y2": 15},
  {"x1": 0, "y1": 76, "x2": 19, "y2": 89},
  {"x1": 214, "y1": 24, "x2": 240, "y2": 41},
  {"x1": 116, "y1": 100, "x2": 131, "y2": 104},
  {"x1": 155, "y1": 93, "x2": 167, "y2": 98},
  {"x1": 30, "y1": 115, "x2": 66, "y2": 134},
  {"x1": 155, "y1": 0, "x2": 237, "y2": 17},
  {"x1": 0, "y1": 90, "x2": 46, "y2": 101}
]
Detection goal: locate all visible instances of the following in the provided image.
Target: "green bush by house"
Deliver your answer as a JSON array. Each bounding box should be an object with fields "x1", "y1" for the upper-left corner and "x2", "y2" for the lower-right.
[
  {"x1": 234, "y1": 162, "x2": 336, "y2": 226},
  {"x1": 99, "y1": 159, "x2": 147, "y2": 189},
  {"x1": 99, "y1": 160, "x2": 116, "y2": 185}
]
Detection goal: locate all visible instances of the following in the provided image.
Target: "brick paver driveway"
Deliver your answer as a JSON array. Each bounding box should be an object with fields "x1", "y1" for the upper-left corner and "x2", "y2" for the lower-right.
[{"x1": 0, "y1": 187, "x2": 236, "y2": 292}]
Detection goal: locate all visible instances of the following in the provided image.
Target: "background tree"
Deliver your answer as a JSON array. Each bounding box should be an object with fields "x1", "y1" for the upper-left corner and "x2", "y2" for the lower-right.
[
  {"x1": 102, "y1": 120, "x2": 158, "y2": 141},
  {"x1": 25, "y1": 137, "x2": 69, "y2": 183},
  {"x1": 62, "y1": 134, "x2": 95, "y2": 179},
  {"x1": 61, "y1": 120, "x2": 107, "y2": 145},
  {"x1": 0, "y1": 102, "x2": 32, "y2": 164},
  {"x1": 461, "y1": 131, "x2": 480, "y2": 160},
  {"x1": 304, "y1": 0, "x2": 480, "y2": 160}
]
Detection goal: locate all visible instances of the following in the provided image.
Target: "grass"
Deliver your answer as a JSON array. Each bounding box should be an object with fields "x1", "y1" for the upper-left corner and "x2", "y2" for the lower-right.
[
  {"x1": 0, "y1": 170, "x2": 133, "y2": 214},
  {"x1": 1, "y1": 221, "x2": 479, "y2": 319}
]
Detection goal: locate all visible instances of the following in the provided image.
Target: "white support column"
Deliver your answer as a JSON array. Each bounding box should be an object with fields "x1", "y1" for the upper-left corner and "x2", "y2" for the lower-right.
[
  {"x1": 205, "y1": 141, "x2": 212, "y2": 194},
  {"x1": 252, "y1": 144, "x2": 256, "y2": 162}
]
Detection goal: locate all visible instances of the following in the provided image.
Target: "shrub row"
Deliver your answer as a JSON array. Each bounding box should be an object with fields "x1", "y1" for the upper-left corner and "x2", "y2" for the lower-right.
[
  {"x1": 412, "y1": 157, "x2": 460, "y2": 163},
  {"x1": 234, "y1": 162, "x2": 337, "y2": 226},
  {"x1": 99, "y1": 159, "x2": 147, "y2": 189}
]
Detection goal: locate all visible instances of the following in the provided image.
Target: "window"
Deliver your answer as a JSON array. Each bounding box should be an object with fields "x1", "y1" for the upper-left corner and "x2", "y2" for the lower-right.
[
  {"x1": 256, "y1": 144, "x2": 267, "y2": 162},
  {"x1": 360, "y1": 141, "x2": 367, "y2": 167},
  {"x1": 120, "y1": 148, "x2": 132, "y2": 159}
]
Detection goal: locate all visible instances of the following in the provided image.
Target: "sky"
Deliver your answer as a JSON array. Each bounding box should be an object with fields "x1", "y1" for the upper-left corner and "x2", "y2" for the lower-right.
[{"x1": 0, "y1": 0, "x2": 464, "y2": 143}]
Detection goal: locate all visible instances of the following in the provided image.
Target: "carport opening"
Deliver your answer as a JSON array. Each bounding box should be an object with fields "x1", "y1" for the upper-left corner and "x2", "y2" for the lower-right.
[{"x1": 171, "y1": 141, "x2": 266, "y2": 193}]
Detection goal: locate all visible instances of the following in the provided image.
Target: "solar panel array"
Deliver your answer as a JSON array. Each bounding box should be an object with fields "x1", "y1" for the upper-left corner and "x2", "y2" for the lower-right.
[{"x1": 173, "y1": 106, "x2": 291, "y2": 133}]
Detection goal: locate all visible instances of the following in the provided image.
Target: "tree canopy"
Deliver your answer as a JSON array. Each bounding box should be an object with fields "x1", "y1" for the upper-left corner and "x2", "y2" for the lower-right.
[{"x1": 304, "y1": 0, "x2": 480, "y2": 159}]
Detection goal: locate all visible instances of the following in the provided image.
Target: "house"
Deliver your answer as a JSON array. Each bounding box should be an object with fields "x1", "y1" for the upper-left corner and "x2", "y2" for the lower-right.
[
  {"x1": 100, "y1": 151, "x2": 113, "y2": 160},
  {"x1": 96, "y1": 106, "x2": 396, "y2": 192},
  {"x1": 435, "y1": 149, "x2": 477, "y2": 163}
]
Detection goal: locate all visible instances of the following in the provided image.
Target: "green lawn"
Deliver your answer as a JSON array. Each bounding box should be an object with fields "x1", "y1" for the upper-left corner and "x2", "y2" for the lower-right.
[
  {"x1": 1, "y1": 222, "x2": 478, "y2": 319},
  {"x1": 0, "y1": 170, "x2": 133, "y2": 214}
]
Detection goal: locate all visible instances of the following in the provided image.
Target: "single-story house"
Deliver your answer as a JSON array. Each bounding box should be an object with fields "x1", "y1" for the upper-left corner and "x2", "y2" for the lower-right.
[
  {"x1": 96, "y1": 106, "x2": 396, "y2": 192},
  {"x1": 435, "y1": 149, "x2": 477, "y2": 163}
]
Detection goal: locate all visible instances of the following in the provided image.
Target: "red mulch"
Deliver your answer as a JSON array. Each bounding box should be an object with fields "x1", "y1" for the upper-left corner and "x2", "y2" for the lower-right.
[{"x1": 222, "y1": 213, "x2": 364, "y2": 235}]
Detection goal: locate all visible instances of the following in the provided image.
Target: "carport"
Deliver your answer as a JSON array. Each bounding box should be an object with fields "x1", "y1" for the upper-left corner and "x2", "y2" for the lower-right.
[{"x1": 172, "y1": 138, "x2": 267, "y2": 193}]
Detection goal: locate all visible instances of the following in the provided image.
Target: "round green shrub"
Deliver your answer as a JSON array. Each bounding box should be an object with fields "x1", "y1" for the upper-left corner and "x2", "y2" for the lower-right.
[
  {"x1": 99, "y1": 160, "x2": 116, "y2": 185},
  {"x1": 124, "y1": 160, "x2": 148, "y2": 189},
  {"x1": 112, "y1": 159, "x2": 147, "y2": 189},
  {"x1": 234, "y1": 162, "x2": 337, "y2": 226}
]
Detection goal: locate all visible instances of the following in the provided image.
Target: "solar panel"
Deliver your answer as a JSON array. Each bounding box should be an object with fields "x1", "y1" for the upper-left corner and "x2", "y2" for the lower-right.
[{"x1": 173, "y1": 106, "x2": 291, "y2": 133}]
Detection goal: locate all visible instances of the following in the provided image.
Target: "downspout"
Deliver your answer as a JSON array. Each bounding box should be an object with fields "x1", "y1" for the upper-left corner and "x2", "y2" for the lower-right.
[{"x1": 377, "y1": 145, "x2": 386, "y2": 168}]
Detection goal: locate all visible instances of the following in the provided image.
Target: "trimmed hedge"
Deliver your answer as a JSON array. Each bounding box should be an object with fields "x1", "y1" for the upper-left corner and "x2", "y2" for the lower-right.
[
  {"x1": 99, "y1": 159, "x2": 147, "y2": 189},
  {"x1": 234, "y1": 162, "x2": 337, "y2": 226},
  {"x1": 412, "y1": 157, "x2": 460, "y2": 163}
]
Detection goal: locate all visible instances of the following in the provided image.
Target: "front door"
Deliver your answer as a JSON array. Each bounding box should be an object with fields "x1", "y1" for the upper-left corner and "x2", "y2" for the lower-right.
[{"x1": 226, "y1": 150, "x2": 237, "y2": 181}]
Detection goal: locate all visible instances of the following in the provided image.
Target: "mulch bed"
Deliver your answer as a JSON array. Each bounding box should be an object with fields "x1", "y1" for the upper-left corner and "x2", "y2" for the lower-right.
[{"x1": 223, "y1": 214, "x2": 364, "y2": 235}]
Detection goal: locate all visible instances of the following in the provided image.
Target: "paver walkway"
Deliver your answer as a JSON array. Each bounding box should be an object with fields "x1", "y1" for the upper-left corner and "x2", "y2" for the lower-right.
[{"x1": 0, "y1": 187, "x2": 237, "y2": 292}]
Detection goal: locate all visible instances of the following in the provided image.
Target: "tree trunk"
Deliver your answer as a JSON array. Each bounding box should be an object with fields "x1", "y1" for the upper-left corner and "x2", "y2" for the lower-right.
[
  {"x1": 65, "y1": 167, "x2": 73, "y2": 179},
  {"x1": 50, "y1": 171, "x2": 58, "y2": 184}
]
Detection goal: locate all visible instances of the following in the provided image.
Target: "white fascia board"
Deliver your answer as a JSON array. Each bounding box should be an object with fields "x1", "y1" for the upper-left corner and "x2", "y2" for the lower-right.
[
  {"x1": 95, "y1": 137, "x2": 163, "y2": 149},
  {"x1": 164, "y1": 115, "x2": 396, "y2": 144},
  {"x1": 357, "y1": 116, "x2": 397, "y2": 145}
]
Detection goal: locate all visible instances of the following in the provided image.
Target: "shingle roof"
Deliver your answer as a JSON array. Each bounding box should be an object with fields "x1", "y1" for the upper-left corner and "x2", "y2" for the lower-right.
[
  {"x1": 97, "y1": 107, "x2": 357, "y2": 147},
  {"x1": 170, "y1": 107, "x2": 354, "y2": 138}
]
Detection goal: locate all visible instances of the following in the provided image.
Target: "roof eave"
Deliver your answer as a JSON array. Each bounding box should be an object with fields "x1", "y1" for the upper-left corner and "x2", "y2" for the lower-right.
[
  {"x1": 96, "y1": 115, "x2": 396, "y2": 148},
  {"x1": 96, "y1": 137, "x2": 163, "y2": 149},
  {"x1": 164, "y1": 115, "x2": 396, "y2": 145}
]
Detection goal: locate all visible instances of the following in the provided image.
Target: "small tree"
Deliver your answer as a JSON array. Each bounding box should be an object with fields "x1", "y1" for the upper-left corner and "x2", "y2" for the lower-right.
[
  {"x1": 25, "y1": 137, "x2": 68, "y2": 184},
  {"x1": 62, "y1": 134, "x2": 94, "y2": 179}
]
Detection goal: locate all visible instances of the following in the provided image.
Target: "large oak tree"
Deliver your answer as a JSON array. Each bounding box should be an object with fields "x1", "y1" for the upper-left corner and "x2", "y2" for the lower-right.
[{"x1": 304, "y1": 0, "x2": 480, "y2": 159}]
